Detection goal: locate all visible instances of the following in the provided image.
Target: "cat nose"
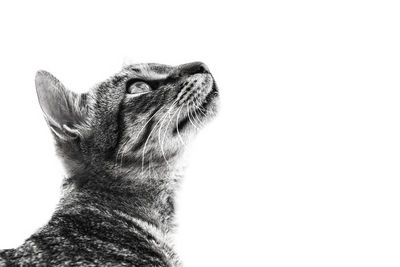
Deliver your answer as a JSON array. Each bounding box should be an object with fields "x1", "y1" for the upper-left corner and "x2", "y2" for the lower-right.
[{"x1": 179, "y1": 62, "x2": 210, "y2": 75}]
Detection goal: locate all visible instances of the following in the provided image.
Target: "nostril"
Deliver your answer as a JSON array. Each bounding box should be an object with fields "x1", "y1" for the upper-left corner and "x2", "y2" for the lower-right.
[
  {"x1": 180, "y1": 62, "x2": 210, "y2": 75},
  {"x1": 194, "y1": 62, "x2": 210, "y2": 74},
  {"x1": 197, "y1": 64, "x2": 209, "y2": 74}
]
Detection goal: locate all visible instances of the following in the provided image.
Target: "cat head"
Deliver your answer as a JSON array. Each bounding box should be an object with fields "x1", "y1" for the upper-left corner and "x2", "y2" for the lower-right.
[{"x1": 35, "y1": 62, "x2": 219, "y2": 178}]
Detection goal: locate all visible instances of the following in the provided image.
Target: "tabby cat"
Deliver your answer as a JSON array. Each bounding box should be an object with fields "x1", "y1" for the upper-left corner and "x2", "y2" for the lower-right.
[{"x1": 0, "y1": 62, "x2": 219, "y2": 266}]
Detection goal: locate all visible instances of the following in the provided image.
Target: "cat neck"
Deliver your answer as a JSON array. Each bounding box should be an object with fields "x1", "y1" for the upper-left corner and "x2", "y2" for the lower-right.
[{"x1": 59, "y1": 164, "x2": 183, "y2": 233}]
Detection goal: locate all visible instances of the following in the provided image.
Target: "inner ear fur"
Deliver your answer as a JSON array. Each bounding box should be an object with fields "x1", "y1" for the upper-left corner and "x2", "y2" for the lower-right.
[{"x1": 35, "y1": 70, "x2": 88, "y2": 141}]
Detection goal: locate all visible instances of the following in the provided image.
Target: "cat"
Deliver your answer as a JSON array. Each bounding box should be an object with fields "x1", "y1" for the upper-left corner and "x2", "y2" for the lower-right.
[{"x1": 0, "y1": 62, "x2": 219, "y2": 267}]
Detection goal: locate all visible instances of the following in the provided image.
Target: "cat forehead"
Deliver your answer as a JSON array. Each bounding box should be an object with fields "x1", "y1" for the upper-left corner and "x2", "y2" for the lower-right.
[{"x1": 123, "y1": 63, "x2": 174, "y2": 79}]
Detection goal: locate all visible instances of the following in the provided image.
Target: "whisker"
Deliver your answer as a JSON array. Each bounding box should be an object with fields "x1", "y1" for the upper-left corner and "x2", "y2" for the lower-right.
[
  {"x1": 116, "y1": 106, "x2": 166, "y2": 166},
  {"x1": 175, "y1": 105, "x2": 185, "y2": 145},
  {"x1": 141, "y1": 100, "x2": 179, "y2": 173},
  {"x1": 193, "y1": 109, "x2": 205, "y2": 128},
  {"x1": 141, "y1": 120, "x2": 161, "y2": 174},
  {"x1": 193, "y1": 98, "x2": 208, "y2": 116},
  {"x1": 195, "y1": 103, "x2": 208, "y2": 117},
  {"x1": 161, "y1": 107, "x2": 181, "y2": 162},
  {"x1": 188, "y1": 100, "x2": 204, "y2": 127},
  {"x1": 158, "y1": 102, "x2": 178, "y2": 169},
  {"x1": 186, "y1": 104, "x2": 200, "y2": 130},
  {"x1": 190, "y1": 102, "x2": 204, "y2": 129}
]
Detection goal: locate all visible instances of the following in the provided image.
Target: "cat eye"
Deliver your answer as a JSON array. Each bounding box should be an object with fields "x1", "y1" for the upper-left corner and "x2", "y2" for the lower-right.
[{"x1": 126, "y1": 81, "x2": 152, "y2": 95}]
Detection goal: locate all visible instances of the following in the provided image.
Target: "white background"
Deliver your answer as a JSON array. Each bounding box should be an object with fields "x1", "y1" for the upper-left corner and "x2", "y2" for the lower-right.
[{"x1": 0, "y1": 1, "x2": 400, "y2": 266}]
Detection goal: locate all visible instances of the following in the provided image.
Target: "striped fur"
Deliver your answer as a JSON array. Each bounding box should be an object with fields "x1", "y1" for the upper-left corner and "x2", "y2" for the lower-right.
[{"x1": 0, "y1": 62, "x2": 219, "y2": 266}]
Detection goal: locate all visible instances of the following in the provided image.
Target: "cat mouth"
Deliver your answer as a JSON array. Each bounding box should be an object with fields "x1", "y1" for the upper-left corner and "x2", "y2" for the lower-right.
[{"x1": 172, "y1": 81, "x2": 219, "y2": 135}]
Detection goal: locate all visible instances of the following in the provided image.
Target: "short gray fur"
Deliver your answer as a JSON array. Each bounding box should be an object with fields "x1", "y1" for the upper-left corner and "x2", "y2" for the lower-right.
[{"x1": 0, "y1": 62, "x2": 219, "y2": 267}]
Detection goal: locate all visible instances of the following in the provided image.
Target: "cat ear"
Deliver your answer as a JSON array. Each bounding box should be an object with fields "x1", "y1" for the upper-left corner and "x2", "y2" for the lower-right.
[{"x1": 35, "y1": 70, "x2": 87, "y2": 141}]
